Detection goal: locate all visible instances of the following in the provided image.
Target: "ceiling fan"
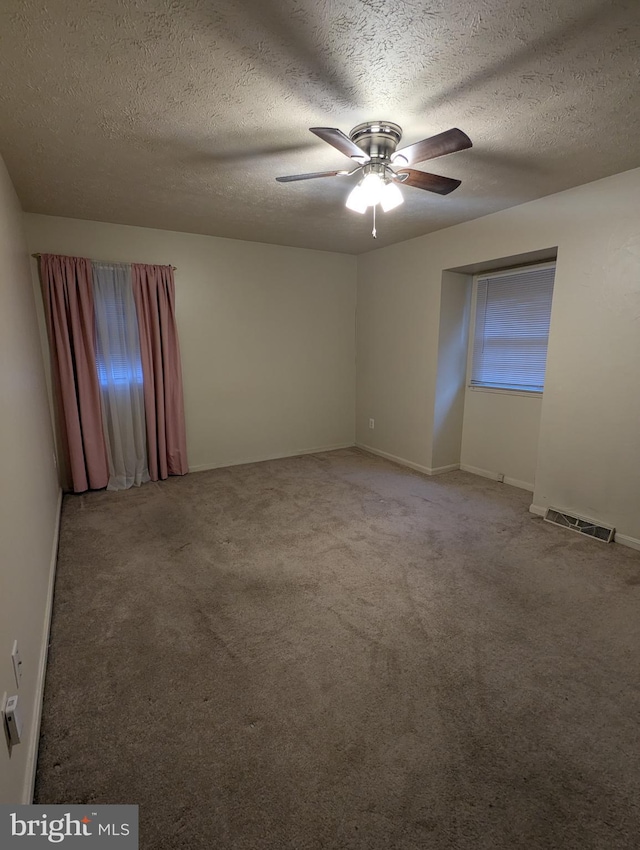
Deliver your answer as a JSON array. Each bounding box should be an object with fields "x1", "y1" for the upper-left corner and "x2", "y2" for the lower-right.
[{"x1": 276, "y1": 121, "x2": 472, "y2": 226}]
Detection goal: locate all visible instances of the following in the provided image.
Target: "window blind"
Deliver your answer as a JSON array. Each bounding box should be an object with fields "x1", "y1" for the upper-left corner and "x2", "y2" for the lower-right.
[
  {"x1": 471, "y1": 264, "x2": 555, "y2": 392},
  {"x1": 95, "y1": 297, "x2": 144, "y2": 387},
  {"x1": 93, "y1": 265, "x2": 144, "y2": 388}
]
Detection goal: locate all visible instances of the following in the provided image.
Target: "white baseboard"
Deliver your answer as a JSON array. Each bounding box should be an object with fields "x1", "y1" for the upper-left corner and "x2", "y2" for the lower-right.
[
  {"x1": 189, "y1": 442, "x2": 355, "y2": 474},
  {"x1": 355, "y1": 443, "x2": 459, "y2": 476},
  {"x1": 530, "y1": 503, "x2": 640, "y2": 551},
  {"x1": 615, "y1": 533, "x2": 640, "y2": 551},
  {"x1": 430, "y1": 463, "x2": 461, "y2": 475},
  {"x1": 460, "y1": 463, "x2": 534, "y2": 492},
  {"x1": 22, "y1": 487, "x2": 63, "y2": 804}
]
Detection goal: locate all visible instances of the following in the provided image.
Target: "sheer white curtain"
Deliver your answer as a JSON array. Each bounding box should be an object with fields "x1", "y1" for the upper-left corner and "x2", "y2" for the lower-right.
[{"x1": 92, "y1": 262, "x2": 150, "y2": 491}]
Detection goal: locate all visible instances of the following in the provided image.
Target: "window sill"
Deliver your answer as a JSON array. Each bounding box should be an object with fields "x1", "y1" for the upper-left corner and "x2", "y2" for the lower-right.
[{"x1": 468, "y1": 386, "x2": 543, "y2": 399}]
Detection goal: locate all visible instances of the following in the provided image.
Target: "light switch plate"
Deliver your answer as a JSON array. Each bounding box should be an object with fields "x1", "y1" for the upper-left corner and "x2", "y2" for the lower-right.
[{"x1": 11, "y1": 641, "x2": 22, "y2": 688}]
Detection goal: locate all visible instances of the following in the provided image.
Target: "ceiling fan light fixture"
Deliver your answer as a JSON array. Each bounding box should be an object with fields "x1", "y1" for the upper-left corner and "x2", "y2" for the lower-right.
[
  {"x1": 345, "y1": 182, "x2": 368, "y2": 214},
  {"x1": 359, "y1": 172, "x2": 385, "y2": 206},
  {"x1": 346, "y1": 172, "x2": 404, "y2": 215},
  {"x1": 380, "y1": 180, "x2": 404, "y2": 212}
]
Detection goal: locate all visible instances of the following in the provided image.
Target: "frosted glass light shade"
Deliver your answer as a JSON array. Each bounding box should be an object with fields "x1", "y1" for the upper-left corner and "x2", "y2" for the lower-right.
[
  {"x1": 345, "y1": 183, "x2": 368, "y2": 213},
  {"x1": 346, "y1": 173, "x2": 405, "y2": 214},
  {"x1": 359, "y1": 173, "x2": 385, "y2": 206},
  {"x1": 380, "y1": 181, "x2": 404, "y2": 211}
]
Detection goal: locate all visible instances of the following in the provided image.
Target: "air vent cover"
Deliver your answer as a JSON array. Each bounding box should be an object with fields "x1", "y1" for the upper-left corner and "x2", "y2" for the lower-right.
[{"x1": 544, "y1": 508, "x2": 614, "y2": 543}]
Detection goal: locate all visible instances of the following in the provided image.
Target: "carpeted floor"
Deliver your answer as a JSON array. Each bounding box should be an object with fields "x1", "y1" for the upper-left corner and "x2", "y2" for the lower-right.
[{"x1": 35, "y1": 448, "x2": 640, "y2": 849}]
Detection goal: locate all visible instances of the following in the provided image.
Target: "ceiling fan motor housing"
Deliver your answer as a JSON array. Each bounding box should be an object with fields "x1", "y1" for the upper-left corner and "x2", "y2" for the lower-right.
[{"x1": 349, "y1": 121, "x2": 403, "y2": 162}]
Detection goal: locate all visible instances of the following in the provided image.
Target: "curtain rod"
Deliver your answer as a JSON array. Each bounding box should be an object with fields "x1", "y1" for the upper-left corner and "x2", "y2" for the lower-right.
[{"x1": 31, "y1": 253, "x2": 177, "y2": 271}]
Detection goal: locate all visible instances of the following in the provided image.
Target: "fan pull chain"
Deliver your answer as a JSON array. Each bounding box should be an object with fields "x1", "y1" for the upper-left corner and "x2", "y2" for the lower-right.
[{"x1": 372, "y1": 204, "x2": 377, "y2": 239}]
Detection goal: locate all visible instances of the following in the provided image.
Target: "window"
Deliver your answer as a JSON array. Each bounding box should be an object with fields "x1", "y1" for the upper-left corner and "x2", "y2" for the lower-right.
[
  {"x1": 95, "y1": 295, "x2": 144, "y2": 388},
  {"x1": 93, "y1": 264, "x2": 144, "y2": 389},
  {"x1": 470, "y1": 263, "x2": 555, "y2": 393},
  {"x1": 92, "y1": 262, "x2": 149, "y2": 491}
]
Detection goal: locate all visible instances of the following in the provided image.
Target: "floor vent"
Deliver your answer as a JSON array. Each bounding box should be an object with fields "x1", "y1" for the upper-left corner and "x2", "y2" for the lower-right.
[{"x1": 544, "y1": 508, "x2": 614, "y2": 543}]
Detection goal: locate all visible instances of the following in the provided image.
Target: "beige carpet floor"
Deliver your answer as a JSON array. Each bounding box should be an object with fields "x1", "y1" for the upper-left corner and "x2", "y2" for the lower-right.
[{"x1": 35, "y1": 448, "x2": 640, "y2": 849}]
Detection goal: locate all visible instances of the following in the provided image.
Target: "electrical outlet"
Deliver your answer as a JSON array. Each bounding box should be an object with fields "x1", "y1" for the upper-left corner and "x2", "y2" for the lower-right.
[
  {"x1": 11, "y1": 641, "x2": 22, "y2": 687},
  {"x1": 368, "y1": 418, "x2": 375, "y2": 429},
  {"x1": 497, "y1": 473, "x2": 505, "y2": 483}
]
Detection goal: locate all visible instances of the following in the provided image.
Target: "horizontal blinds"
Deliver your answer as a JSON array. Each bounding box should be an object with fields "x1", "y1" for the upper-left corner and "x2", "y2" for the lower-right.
[
  {"x1": 93, "y1": 263, "x2": 144, "y2": 388},
  {"x1": 95, "y1": 299, "x2": 144, "y2": 386},
  {"x1": 471, "y1": 265, "x2": 555, "y2": 392}
]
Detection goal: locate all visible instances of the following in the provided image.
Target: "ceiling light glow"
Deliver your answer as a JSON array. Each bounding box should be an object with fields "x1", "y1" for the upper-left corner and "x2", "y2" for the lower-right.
[
  {"x1": 380, "y1": 181, "x2": 404, "y2": 211},
  {"x1": 346, "y1": 174, "x2": 404, "y2": 214},
  {"x1": 359, "y1": 173, "x2": 385, "y2": 206},
  {"x1": 345, "y1": 183, "x2": 368, "y2": 213}
]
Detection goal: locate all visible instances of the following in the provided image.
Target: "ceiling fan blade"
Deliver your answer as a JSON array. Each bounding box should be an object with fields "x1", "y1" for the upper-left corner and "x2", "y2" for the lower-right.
[
  {"x1": 276, "y1": 169, "x2": 354, "y2": 182},
  {"x1": 394, "y1": 169, "x2": 462, "y2": 195},
  {"x1": 309, "y1": 127, "x2": 370, "y2": 161},
  {"x1": 392, "y1": 128, "x2": 472, "y2": 166}
]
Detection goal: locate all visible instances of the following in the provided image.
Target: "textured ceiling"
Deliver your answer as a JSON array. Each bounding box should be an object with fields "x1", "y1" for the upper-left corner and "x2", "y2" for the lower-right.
[{"x1": 1, "y1": 0, "x2": 639, "y2": 254}]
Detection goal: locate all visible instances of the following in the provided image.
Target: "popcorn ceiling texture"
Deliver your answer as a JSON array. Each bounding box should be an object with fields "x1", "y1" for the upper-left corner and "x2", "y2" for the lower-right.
[{"x1": 1, "y1": 0, "x2": 639, "y2": 253}]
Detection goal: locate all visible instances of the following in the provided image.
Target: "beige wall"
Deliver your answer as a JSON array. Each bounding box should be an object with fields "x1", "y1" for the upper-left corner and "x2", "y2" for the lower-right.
[
  {"x1": 355, "y1": 237, "x2": 438, "y2": 470},
  {"x1": 431, "y1": 272, "x2": 471, "y2": 471},
  {"x1": 0, "y1": 157, "x2": 60, "y2": 802},
  {"x1": 460, "y1": 390, "x2": 543, "y2": 491},
  {"x1": 357, "y1": 166, "x2": 640, "y2": 544},
  {"x1": 25, "y1": 215, "x2": 357, "y2": 472}
]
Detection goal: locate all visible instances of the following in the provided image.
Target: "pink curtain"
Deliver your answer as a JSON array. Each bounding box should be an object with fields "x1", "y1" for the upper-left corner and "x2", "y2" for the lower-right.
[
  {"x1": 40, "y1": 254, "x2": 109, "y2": 492},
  {"x1": 132, "y1": 263, "x2": 188, "y2": 480}
]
